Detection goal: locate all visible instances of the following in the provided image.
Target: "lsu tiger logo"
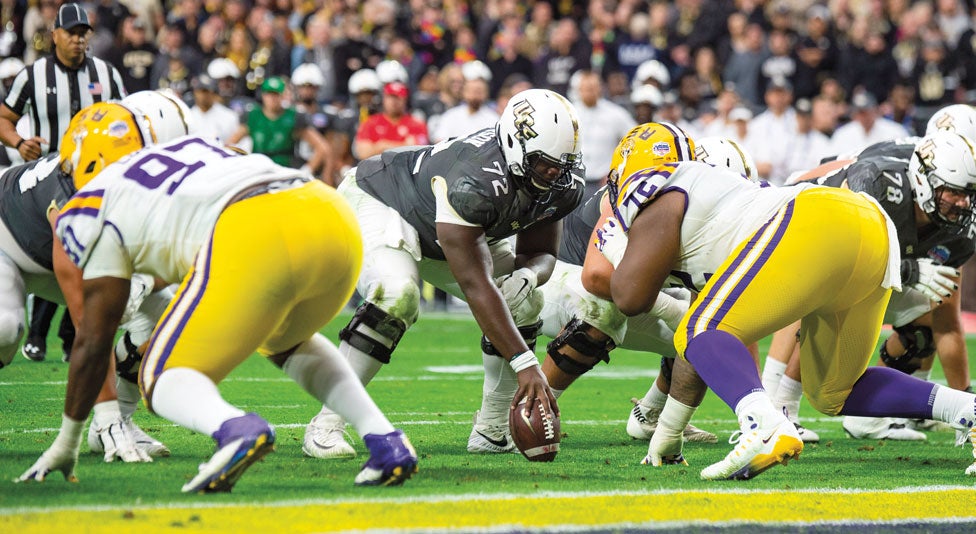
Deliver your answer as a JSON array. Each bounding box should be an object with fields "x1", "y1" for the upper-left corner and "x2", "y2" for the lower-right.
[{"x1": 512, "y1": 99, "x2": 538, "y2": 141}]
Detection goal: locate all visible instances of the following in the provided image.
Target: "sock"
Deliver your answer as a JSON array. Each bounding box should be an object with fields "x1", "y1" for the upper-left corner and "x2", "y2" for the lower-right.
[
  {"x1": 840, "y1": 366, "x2": 938, "y2": 418},
  {"x1": 734, "y1": 391, "x2": 786, "y2": 430},
  {"x1": 685, "y1": 330, "x2": 764, "y2": 411},
  {"x1": 932, "y1": 385, "x2": 976, "y2": 429},
  {"x1": 284, "y1": 334, "x2": 394, "y2": 437},
  {"x1": 913, "y1": 369, "x2": 932, "y2": 382},
  {"x1": 641, "y1": 381, "x2": 669, "y2": 409},
  {"x1": 339, "y1": 339, "x2": 385, "y2": 386},
  {"x1": 479, "y1": 351, "x2": 518, "y2": 425},
  {"x1": 658, "y1": 396, "x2": 696, "y2": 435},
  {"x1": 772, "y1": 376, "x2": 803, "y2": 421},
  {"x1": 116, "y1": 377, "x2": 141, "y2": 419},
  {"x1": 151, "y1": 367, "x2": 245, "y2": 436},
  {"x1": 761, "y1": 358, "x2": 787, "y2": 395}
]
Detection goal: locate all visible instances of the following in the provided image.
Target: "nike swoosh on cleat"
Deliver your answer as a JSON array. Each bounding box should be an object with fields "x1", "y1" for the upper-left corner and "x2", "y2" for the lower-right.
[{"x1": 475, "y1": 431, "x2": 509, "y2": 448}]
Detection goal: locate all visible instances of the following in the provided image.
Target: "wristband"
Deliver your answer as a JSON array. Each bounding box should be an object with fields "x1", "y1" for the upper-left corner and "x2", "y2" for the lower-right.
[
  {"x1": 509, "y1": 350, "x2": 539, "y2": 373},
  {"x1": 15, "y1": 139, "x2": 25, "y2": 150},
  {"x1": 54, "y1": 413, "x2": 85, "y2": 450}
]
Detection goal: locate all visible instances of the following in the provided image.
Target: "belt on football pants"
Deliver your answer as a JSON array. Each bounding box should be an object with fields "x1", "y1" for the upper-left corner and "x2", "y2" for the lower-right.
[{"x1": 227, "y1": 176, "x2": 311, "y2": 205}]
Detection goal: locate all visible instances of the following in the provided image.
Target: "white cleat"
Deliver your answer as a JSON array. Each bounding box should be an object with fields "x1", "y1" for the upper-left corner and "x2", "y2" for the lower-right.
[
  {"x1": 842, "y1": 416, "x2": 926, "y2": 441},
  {"x1": 626, "y1": 398, "x2": 718, "y2": 443},
  {"x1": 303, "y1": 413, "x2": 356, "y2": 459},
  {"x1": 467, "y1": 410, "x2": 515, "y2": 453},
  {"x1": 793, "y1": 422, "x2": 820, "y2": 443},
  {"x1": 700, "y1": 415, "x2": 803, "y2": 481}
]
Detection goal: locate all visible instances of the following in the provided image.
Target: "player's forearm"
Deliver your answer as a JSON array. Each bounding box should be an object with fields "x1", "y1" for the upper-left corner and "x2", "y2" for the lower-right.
[
  {"x1": 0, "y1": 116, "x2": 21, "y2": 148},
  {"x1": 465, "y1": 281, "x2": 530, "y2": 358},
  {"x1": 63, "y1": 333, "x2": 115, "y2": 421}
]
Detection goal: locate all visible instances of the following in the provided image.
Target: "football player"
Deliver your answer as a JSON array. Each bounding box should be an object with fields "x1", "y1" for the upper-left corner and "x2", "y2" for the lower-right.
[
  {"x1": 0, "y1": 90, "x2": 189, "y2": 461},
  {"x1": 587, "y1": 122, "x2": 976, "y2": 479},
  {"x1": 19, "y1": 102, "x2": 418, "y2": 492},
  {"x1": 763, "y1": 105, "x2": 976, "y2": 442},
  {"x1": 302, "y1": 89, "x2": 585, "y2": 458}
]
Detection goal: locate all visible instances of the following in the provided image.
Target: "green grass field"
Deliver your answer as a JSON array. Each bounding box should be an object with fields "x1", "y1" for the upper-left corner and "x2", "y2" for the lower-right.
[{"x1": 2, "y1": 312, "x2": 976, "y2": 532}]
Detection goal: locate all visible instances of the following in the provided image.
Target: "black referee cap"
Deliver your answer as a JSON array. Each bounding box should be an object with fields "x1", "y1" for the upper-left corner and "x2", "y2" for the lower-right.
[{"x1": 55, "y1": 3, "x2": 92, "y2": 31}]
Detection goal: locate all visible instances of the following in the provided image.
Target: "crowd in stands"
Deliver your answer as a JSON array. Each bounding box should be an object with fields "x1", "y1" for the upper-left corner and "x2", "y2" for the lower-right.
[{"x1": 3, "y1": 0, "x2": 976, "y2": 185}]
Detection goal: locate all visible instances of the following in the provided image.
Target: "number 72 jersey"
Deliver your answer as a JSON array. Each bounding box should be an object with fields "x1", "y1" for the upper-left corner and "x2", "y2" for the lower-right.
[
  {"x1": 611, "y1": 160, "x2": 816, "y2": 292},
  {"x1": 56, "y1": 136, "x2": 309, "y2": 283}
]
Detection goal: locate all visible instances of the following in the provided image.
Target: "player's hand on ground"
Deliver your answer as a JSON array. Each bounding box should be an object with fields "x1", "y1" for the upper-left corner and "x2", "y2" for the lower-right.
[
  {"x1": 17, "y1": 442, "x2": 80, "y2": 483},
  {"x1": 911, "y1": 259, "x2": 959, "y2": 303},
  {"x1": 512, "y1": 365, "x2": 559, "y2": 419},
  {"x1": 595, "y1": 216, "x2": 628, "y2": 268},
  {"x1": 91, "y1": 418, "x2": 153, "y2": 463}
]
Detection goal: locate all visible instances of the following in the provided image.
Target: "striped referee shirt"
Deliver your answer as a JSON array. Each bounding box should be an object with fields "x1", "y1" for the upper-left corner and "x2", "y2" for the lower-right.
[{"x1": 2, "y1": 54, "x2": 126, "y2": 155}]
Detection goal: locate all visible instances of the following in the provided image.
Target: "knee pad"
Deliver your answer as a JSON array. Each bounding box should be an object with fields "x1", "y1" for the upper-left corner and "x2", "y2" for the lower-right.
[
  {"x1": 880, "y1": 324, "x2": 934, "y2": 374},
  {"x1": 481, "y1": 320, "x2": 544, "y2": 357},
  {"x1": 0, "y1": 313, "x2": 25, "y2": 368},
  {"x1": 115, "y1": 331, "x2": 143, "y2": 384},
  {"x1": 659, "y1": 356, "x2": 675, "y2": 386},
  {"x1": 543, "y1": 317, "x2": 615, "y2": 376},
  {"x1": 339, "y1": 301, "x2": 408, "y2": 364}
]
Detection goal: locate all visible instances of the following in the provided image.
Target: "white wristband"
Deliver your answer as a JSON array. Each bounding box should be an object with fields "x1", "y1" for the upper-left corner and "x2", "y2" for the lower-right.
[
  {"x1": 509, "y1": 350, "x2": 539, "y2": 373},
  {"x1": 55, "y1": 413, "x2": 85, "y2": 450}
]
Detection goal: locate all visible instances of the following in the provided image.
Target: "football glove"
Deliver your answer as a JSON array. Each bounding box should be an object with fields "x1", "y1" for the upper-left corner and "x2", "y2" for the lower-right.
[
  {"x1": 595, "y1": 216, "x2": 628, "y2": 268},
  {"x1": 17, "y1": 415, "x2": 83, "y2": 483},
  {"x1": 89, "y1": 401, "x2": 152, "y2": 463},
  {"x1": 496, "y1": 267, "x2": 538, "y2": 312},
  {"x1": 650, "y1": 291, "x2": 689, "y2": 332},
  {"x1": 902, "y1": 258, "x2": 959, "y2": 303},
  {"x1": 643, "y1": 425, "x2": 688, "y2": 466}
]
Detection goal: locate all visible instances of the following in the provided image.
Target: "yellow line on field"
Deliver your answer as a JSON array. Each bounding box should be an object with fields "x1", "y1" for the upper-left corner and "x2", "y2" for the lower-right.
[{"x1": 3, "y1": 488, "x2": 976, "y2": 533}]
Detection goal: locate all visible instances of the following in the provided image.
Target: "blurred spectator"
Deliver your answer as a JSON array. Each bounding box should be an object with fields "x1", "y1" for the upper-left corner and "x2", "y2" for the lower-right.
[
  {"x1": 333, "y1": 15, "x2": 383, "y2": 102},
  {"x1": 430, "y1": 77, "x2": 497, "y2": 143},
  {"x1": 486, "y1": 27, "x2": 533, "y2": 98},
  {"x1": 347, "y1": 68, "x2": 382, "y2": 125},
  {"x1": 453, "y1": 23, "x2": 478, "y2": 64},
  {"x1": 727, "y1": 105, "x2": 753, "y2": 145},
  {"x1": 124, "y1": 0, "x2": 164, "y2": 41},
  {"x1": 783, "y1": 98, "x2": 832, "y2": 180},
  {"x1": 170, "y1": 0, "x2": 205, "y2": 45},
  {"x1": 630, "y1": 83, "x2": 663, "y2": 124},
  {"x1": 615, "y1": 11, "x2": 659, "y2": 84},
  {"x1": 586, "y1": 0, "x2": 619, "y2": 78},
  {"x1": 811, "y1": 94, "x2": 841, "y2": 137},
  {"x1": 386, "y1": 36, "x2": 426, "y2": 89},
  {"x1": 676, "y1": 71, "x2": 704, "y2": 124},
  {"x1": 415, "y1": 62, "x2": 462, "y2": 126},
  {"x1": 935, "y1": 0, "x2": 969, "y2": 49},
  {"x1": 409, "y1": 2, "x2": 453, "y2": 68},
  {"x1": 22, "y1": 0, "x2": 58, "y2": 65},
  {"x1": 0, "y1": 0, "x2": 26, "y2": 61},
  {"x1": 353, "y1": 81, "x2": 428, "y2": 160},
  {"x1": 105, "y1": 16, "x2": 157, "y2": 92},
  {"x1": 747, "y1": 77, "x2": 798, "y2": 185},
  {"x1": 96, "y1": 0, "x2": 131, "y2": 40},
  {"x1": 838, "y1": 22, "x2": 899, "y2": 105},
  {"x1": 909, "y1": 35, "x2": 957, "y2": 123},
  {"x1": 243, "y1": 15, "x2": 291, "y2": 95},
  {"x1": 207, "y1": 57, "x2": 243, "y2": 107},
  {"x1": 632, "y1": 58, "x2": 671, "y2": 93},
  {"x1": 376, "y1": 58, "x2": 409, "y2": 85},
  {"x1": 522, "y1": 0, "x2": 554, "y2": 61},
  {"x1": 227, "y1": 76, "x2": 332, "y2": 179},
  {"x1": 189, "y1": 74, "x2": 240, "y2": 143},
  {"x1": 690, "y1": 46, "x2": 723, "y2": 103},
  {"x1": 493, "y1": 72, "x2": 533, "y2": 115},
  {"x1": 955, "y1": 8, "x2": 976, "y2": 102},
  {"x1": 829, "y1": 91, "x2": 911, "y2": 156},
  {"x1": 700, "y1": 84, "x2": 742, "y2": 138},
  {"x1": 292, "y1": 16, "x2": 337, "y2": 105},
  {"x1": 883, "y1": 82, "x2": 917, "y2": 134},
  {"x1": 0, "y1": 57, "x2": 24, "y2": 101},
  {"x1": 795, "y1": 4, "x2": 840, "y2": 100},
  {"x1": 604, "y1": 70, "x2": 631, "y2": 108},
  {"x1": 758, "y1": 28, "x2": 798, "y2": 98},
  {"x1": 723, "y1": 22, "x2": 765, "y2": 107},
  {"x1": 573, "y1": 70, "x2": 636, "y2": 197},
  {"x1": 292, "y1": 64, "x2": 342, "y2": 185},
  {"x1": 534, "y1": 18, "x2": 590, "y2": 95},
  {"x1": 157, "y1": 53, "x2": 191, "y2": 96}
]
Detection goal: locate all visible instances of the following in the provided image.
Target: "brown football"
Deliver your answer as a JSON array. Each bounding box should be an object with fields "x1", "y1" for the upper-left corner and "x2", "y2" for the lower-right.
[{"x1": 509, "y1": 397, "x2": 560, "y2": 462}]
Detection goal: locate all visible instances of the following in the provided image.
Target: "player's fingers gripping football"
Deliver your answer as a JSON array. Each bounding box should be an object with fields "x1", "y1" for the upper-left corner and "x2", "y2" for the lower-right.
[
  {"x1": 595, "y1": 216, "x2": 628, "y2": 268},
  {"x1": 913, "y1": 259, "x2": 960, "y2": 302},
  {"x1": 513, "y1": 366, "x2": 559, "y2": 418}
]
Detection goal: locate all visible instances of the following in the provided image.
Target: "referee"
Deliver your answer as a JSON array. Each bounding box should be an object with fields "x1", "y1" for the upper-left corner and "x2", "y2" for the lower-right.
[
  {"x1": 0, "y1": 3, "x2": 126, "y2": 160},
  {"x1": 0, "y1": 3, "x2": 126, "y2": 363}
]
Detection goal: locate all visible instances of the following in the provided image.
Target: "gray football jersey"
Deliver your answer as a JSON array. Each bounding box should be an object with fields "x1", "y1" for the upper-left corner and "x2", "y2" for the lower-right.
[
  {"x1": 558, "y1": 185, "x2": 605, "y2": 267},
  {"x1": 356, "y1": 128, "x2": 585, "y2": 260},
  {"x1": 0, "y1": 154, "x2": 74, "y2": 270}
]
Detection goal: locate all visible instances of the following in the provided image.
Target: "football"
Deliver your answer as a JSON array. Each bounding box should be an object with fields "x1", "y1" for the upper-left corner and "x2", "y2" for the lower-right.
[{"x1": 509, "y1": 396, "x2": 560, "y2": 462}]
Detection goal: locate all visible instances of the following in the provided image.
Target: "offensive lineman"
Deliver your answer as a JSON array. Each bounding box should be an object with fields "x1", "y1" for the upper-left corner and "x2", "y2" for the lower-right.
[
  {"x1": 587, "y1": 123, "x2": 976, "y2": 479},
  {"x1": 19, "y1": 102, "x2": 417, "y2": 492},
  {"x1": 303, "y1": 89, "x2": 585, "y2": 458}
]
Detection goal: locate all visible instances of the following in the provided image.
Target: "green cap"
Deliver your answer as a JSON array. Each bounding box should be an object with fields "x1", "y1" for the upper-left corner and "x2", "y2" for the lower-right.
[{"x1": 261, "y1": 76, "x2": 286, "y2": 94}]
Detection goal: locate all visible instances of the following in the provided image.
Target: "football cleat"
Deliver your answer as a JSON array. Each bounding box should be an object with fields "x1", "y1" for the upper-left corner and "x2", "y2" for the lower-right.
[
  {"x1": 700, "y1": 415, "x2": 803, "y2": 481},
  {"x1": 908, "y1": 418, "x2": 952, "y2": 432},
  {"x1": 354, "y1": 429, "x2": 418, "y2": 486},
  {"x1": 182, "y1": 413, "x2": 275, "y2": 494},
  {"x1": 793, "y1": 422, "x2": 821, "y2": 443},
  {"x1": 626, "y1": 398, "x2": 718, "y2": 443},
  {"x1": 88, "y1": 416, "x2": 170, "y2": 457},
  {"x1": 21, "y1": 337, "x2": 45, "y2": 362},
  {"x1": 842, "y1": 416, "x2": 926, "y2": 441},
  {"x1": 303, "y1": 412, "x2": 356, "y2": 459},
  {"x1": 467, "y1": 410, "x2": 515, "y2": 453}
]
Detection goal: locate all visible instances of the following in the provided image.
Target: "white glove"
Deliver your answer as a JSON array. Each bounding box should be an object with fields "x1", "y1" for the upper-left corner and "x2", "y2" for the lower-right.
[
  {"x1": 17, "y1": 415, "x2": 83, "y2": 483},
  {"x1": 911, "y1": 259, "x2": 959, "y2": 303},
  {"x1": 89, "y1": 401, "x2": 152, "y2": 463},
  {"x1": 642, "y1": 425, "x2": 687, "y2": 466},
  {"x1": 650, "y1": 291, "x2": 690, "y2": 332},
  {"x1": 509, "y1": 287, "x2": 544, "y2": 326},
  {"x1": 496, "y1": 267, "x2": 538, "y2": 312},
  {"x1": 595, "y1": 216, "x2": 628, "y2": 268}
]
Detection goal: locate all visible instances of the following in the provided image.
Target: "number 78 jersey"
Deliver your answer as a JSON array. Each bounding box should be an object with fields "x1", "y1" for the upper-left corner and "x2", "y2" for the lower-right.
[
  {"x1": 611, "y1": 160, "x2": 816, "y2": 292},
  {"x1": 56, "y1": 136, "x2": 309, "y2": 283}
]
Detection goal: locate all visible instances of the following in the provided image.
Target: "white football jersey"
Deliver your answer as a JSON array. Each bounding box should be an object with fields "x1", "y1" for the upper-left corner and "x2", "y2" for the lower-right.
[
  {"x1": 56, "y1": 136, "x2": 309, "y2": 282},
  {"x1": 611, "y1": 160, "x2": 816, "y2": 292}
]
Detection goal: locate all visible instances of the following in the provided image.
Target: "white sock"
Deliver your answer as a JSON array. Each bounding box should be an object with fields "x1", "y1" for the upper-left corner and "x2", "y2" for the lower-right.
[
  {"x1": 913, "y1": 369, "x2": 932, "y2": 382},
  {"x1": 761, "y1": 358, "x2": 787, "y2": 396},
  {"x1": 479, "y1": 351, "x2": 518, "y2": 425},
  {"x1": 932, "y1": 385, "x2": 976, "y2": 429},
  {"x1": 772, "y1": 376, "x2": 803, "y2": 421},
  {"x1": 116, "y1": 377, "x2": 141, "y2": 419},
  {"x1": 641, "y1": 381, "x2": 668, "y2": 409},
  {"x1": 658, "y1": 396, "x2": 696, "y2": 436},
  {"x1": 284, "y1": 334, "x2": 394, "y2": 437},
  {"x1": 313, "y1": 339, "x2": 387, "y2": 420},
  {"x1": 734, "y1": 391, "x2": 785, "y2": 429},
  {"x1": 151, "y1": 367, "x2": 245, "y2": 436}
]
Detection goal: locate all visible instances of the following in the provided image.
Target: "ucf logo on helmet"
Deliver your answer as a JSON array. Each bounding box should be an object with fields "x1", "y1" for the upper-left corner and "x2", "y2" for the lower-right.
[{"x1": 512, "y1": 99, "x2": 539, "y2": 141}]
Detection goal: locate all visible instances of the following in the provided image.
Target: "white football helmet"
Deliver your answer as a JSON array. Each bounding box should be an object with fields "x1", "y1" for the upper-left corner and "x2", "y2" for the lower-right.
[
  {"x1": 348, "y1": 68, "x2": 381, "y2": 94},
  {"x1": 206, "y1": 58, "x2": 240, "y2": 80},
  {"x1": 694, "y1": 136, "x2": 759, "y2": 182},
  {"x1": 908, "y1": 131, "x2": 976, "y2": 233},
  {"x1": 121, "y1": 89, "x2": 194, "y2": 142},
  {"x1": 496, "y1": 88, "x2": 583, "y2": 194},
  {"x1": 375, "y1": 60, "x2": 408, "y2": 84},
  {"x1": 925, "y1": 104, "x2": 976, "y2": 141},
  {"x1": 632, "y1": 59, "x2": 670, "y2": 90},
  {"x1": 292, "y1": 63, "x2": 325, "y2": 87}
]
